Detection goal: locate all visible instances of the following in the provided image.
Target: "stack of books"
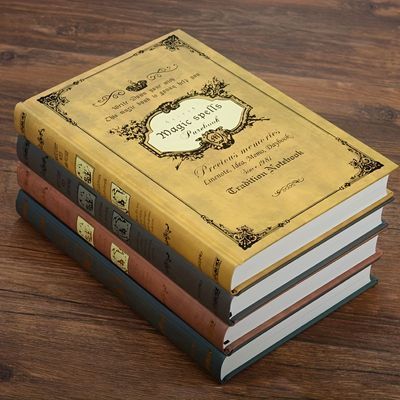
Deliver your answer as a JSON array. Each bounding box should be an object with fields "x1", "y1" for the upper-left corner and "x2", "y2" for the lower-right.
[{"x1": 14, "y1": 30, "x2": 397, "y2": 382}]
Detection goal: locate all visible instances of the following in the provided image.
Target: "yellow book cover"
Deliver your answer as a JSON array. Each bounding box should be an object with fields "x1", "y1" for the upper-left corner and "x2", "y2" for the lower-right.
[{"x1": 14, "y1": 30, "x2": 397, "y2": 293}]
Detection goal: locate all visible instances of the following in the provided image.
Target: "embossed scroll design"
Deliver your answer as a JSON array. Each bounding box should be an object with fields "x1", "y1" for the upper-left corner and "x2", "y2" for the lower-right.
[
  {"x1": 37, "y1": 128, "x2": 45, "y2": 150},
  {"x1": 147, "y1": 63, "x2": 178, "y2": 80},
  {"x1": 37, "y1": 80, "x2": 84, "y2": 126},
  {"x1": 20, "y1": 112, "x2": 27, "y2": 134},
  {"x1": 212, "y1": 257, "x2": 222, "y2": 281},
  {"x1": 163, "y1": 223, "x2": 172, "y2": 246},
  {"x1": 201, "y1": 215, "x2": 291, "y2": 250},
  {"x1": 160, "y1": 34, "x2": 209, "y2": 58},
  {"x1": 93, "y1": 62, "x2": 177, "y2": 107},
  {"x1": 336, "y1": 138, "x2": 383, "y2": 188},
  {"x1": 92, "y1": 80, "x2": 149, "y2": 107},
  {"x1": 91, "y1": 63, "x2": 177, "y2": 106},
  {"x1": 92, "y1": 79, "x2": 150, "y2": 107},
  {"x1": 109, "y1": 76, "x2": 269, "y2": 170},
  {"x1": 272, "y1": 177, "x2": 304, "y2": 197},
  {"x1": 92, "y1": 89, "x2": 126, "y2": 107}
]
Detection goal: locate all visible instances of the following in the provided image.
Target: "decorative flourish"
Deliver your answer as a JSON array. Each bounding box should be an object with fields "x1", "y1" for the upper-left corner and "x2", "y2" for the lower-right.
[
  {"x1": 147, "y1": 64, "x2": 178, "y2": 80},
  {"x1": 37, "y1": 128, "x2": 45, "y2": 150},
  {"x1": 160, "y1": 35, "x2": 209, "y2": 59},
  {"x1": 92, "y1": 89, "x2": 125, "y2": 107},
  {"x1": 20, "y1": 112, "x2": 26, "y2": 134},
  {"x1": 247, "y1": 113, "x2": 270, "y2": 126},
  {"x1": 126, "y1": 80, "x2": 147, "y2": 92},
  {"x1": 201, "y1": 215, "x2": 291, "y2": 250},
  {"x1": 92, "y1": 80, "x2": 147, "y2": 107},
  {"x1": 172, "y1": 152, "x2": 205, "y2": 171},
  {"x1": 199, "y1": 76, "x2": 228, "y2": 98},
  {"x1": 40, "y1": 156, "x2": 48, "y2": 177},
  {"x1": 335, "y1": 138, "x2": 383, "y2": 189},
  {"x1": 160, "y1": 35, "x2": 185, "y2": 51},
  {"x1": 272, "y1": 177, "x2": 304, "y2": 197},
  {"x1": 232, "y1": 225, "x2": 264, "y2": 250},
  {"x1": 163, "y1": 223, "x2": 172, "y2": 245},
  {"x1": 350, "y1": 155, "x2": 383, "y2": 176},
  {"x1": 212, "y1": 257, "x2": 222, "y2": 281},
  {"x1": 37, "y1": 80, "x2": 83, "y2": 126},
  {"x1": 109, "y1": 120, "x2": 147, "y2": 143},
  {"x1": 157, "y1": 100, "x2": 180, "y2": 114}
]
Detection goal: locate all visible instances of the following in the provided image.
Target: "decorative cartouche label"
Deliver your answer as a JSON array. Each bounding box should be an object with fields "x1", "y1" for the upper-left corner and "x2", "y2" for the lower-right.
[
  {"x1": 77, "y1": 185, "x2": 96, "y2": 215},
  {"x1": 111, "y1": 182, "x2": 130, "y2": 213},
  {"x1": 75, "y1": 156, "x2": 94, "y2": 187},
  {"x1": 110, "y1": 243, "x2": 129, "y2": 272},
  {"x1": 76, "y1": 216, "x2": 94, "y2": 245},
  {"x1": 112, "y1": 211, "x2": 131, "y2": 241},
  {"x1": 146, "y1": 97, "x2": 246, "y2": 154}
]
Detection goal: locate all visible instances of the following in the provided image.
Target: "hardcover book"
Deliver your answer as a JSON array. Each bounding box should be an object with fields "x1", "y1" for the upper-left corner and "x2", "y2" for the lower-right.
[
  {"x1": 14, "y1": 30, "x2": 398, "y2": 292},
  {"x1": 16, "y1": 136, "x2": 391, "y2": 324},
  {"x1": 16, "y1": 189, "x2": 379, "y2": 382},
  {"x1": 17, "y1": 162, "x2": 383, "y2": 352}
]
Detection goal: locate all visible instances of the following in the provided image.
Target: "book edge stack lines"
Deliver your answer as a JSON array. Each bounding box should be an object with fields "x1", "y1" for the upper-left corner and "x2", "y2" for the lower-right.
[{"x1": 14, "y1": 30, "x2": 398, "y2": 382}]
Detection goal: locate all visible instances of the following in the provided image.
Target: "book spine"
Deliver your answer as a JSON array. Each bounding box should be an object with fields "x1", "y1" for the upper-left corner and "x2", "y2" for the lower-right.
[
  {"x1": 16, "y1": 136, "x2": 232, "y2": 322},
  {"x1": 16, "y1": 189, "x2": 226, "y2": 381},
  {"x1": 17, "y1": 163, "x2": 229, "y2": 349},
  {"x1": 14, "y1": 103, "x2": 236, "y2": 291}
]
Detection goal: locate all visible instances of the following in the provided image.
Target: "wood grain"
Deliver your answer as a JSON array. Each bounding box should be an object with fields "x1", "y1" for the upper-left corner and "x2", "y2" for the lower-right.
[{"x1": 0, "y1": 0, "x2": 399, "y2": 398}]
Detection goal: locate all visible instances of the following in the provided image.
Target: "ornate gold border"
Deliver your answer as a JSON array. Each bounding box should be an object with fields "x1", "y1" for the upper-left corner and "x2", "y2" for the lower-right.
[{"x1": 35, "y1": 34, "x2": 384, "y2": 250}]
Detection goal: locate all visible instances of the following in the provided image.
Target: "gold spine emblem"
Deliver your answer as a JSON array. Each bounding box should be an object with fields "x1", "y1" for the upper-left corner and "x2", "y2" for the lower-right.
[
  {"x1": 111, "y1": 182, "x2": 130, "y2": 213},
  {"x1": 110, "y1": 243, "x2": 129, "y2": 272},
  {"x1": 76, "y1": 216, "x2": 94, "y2": 245},
  {"x1": 75, "y1": 156, "x2": 94, "y2": 187}
]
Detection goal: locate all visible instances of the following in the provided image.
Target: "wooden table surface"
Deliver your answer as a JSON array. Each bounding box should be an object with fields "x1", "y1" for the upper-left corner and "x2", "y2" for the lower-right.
[{"x1": 1, "y1": 1, "x2": 399, "y2": 399}]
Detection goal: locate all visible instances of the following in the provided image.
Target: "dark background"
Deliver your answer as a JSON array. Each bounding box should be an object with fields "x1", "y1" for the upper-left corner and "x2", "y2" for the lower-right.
[{"x1": 0, "y1": 1, "x2": 399, "y2": 399}]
